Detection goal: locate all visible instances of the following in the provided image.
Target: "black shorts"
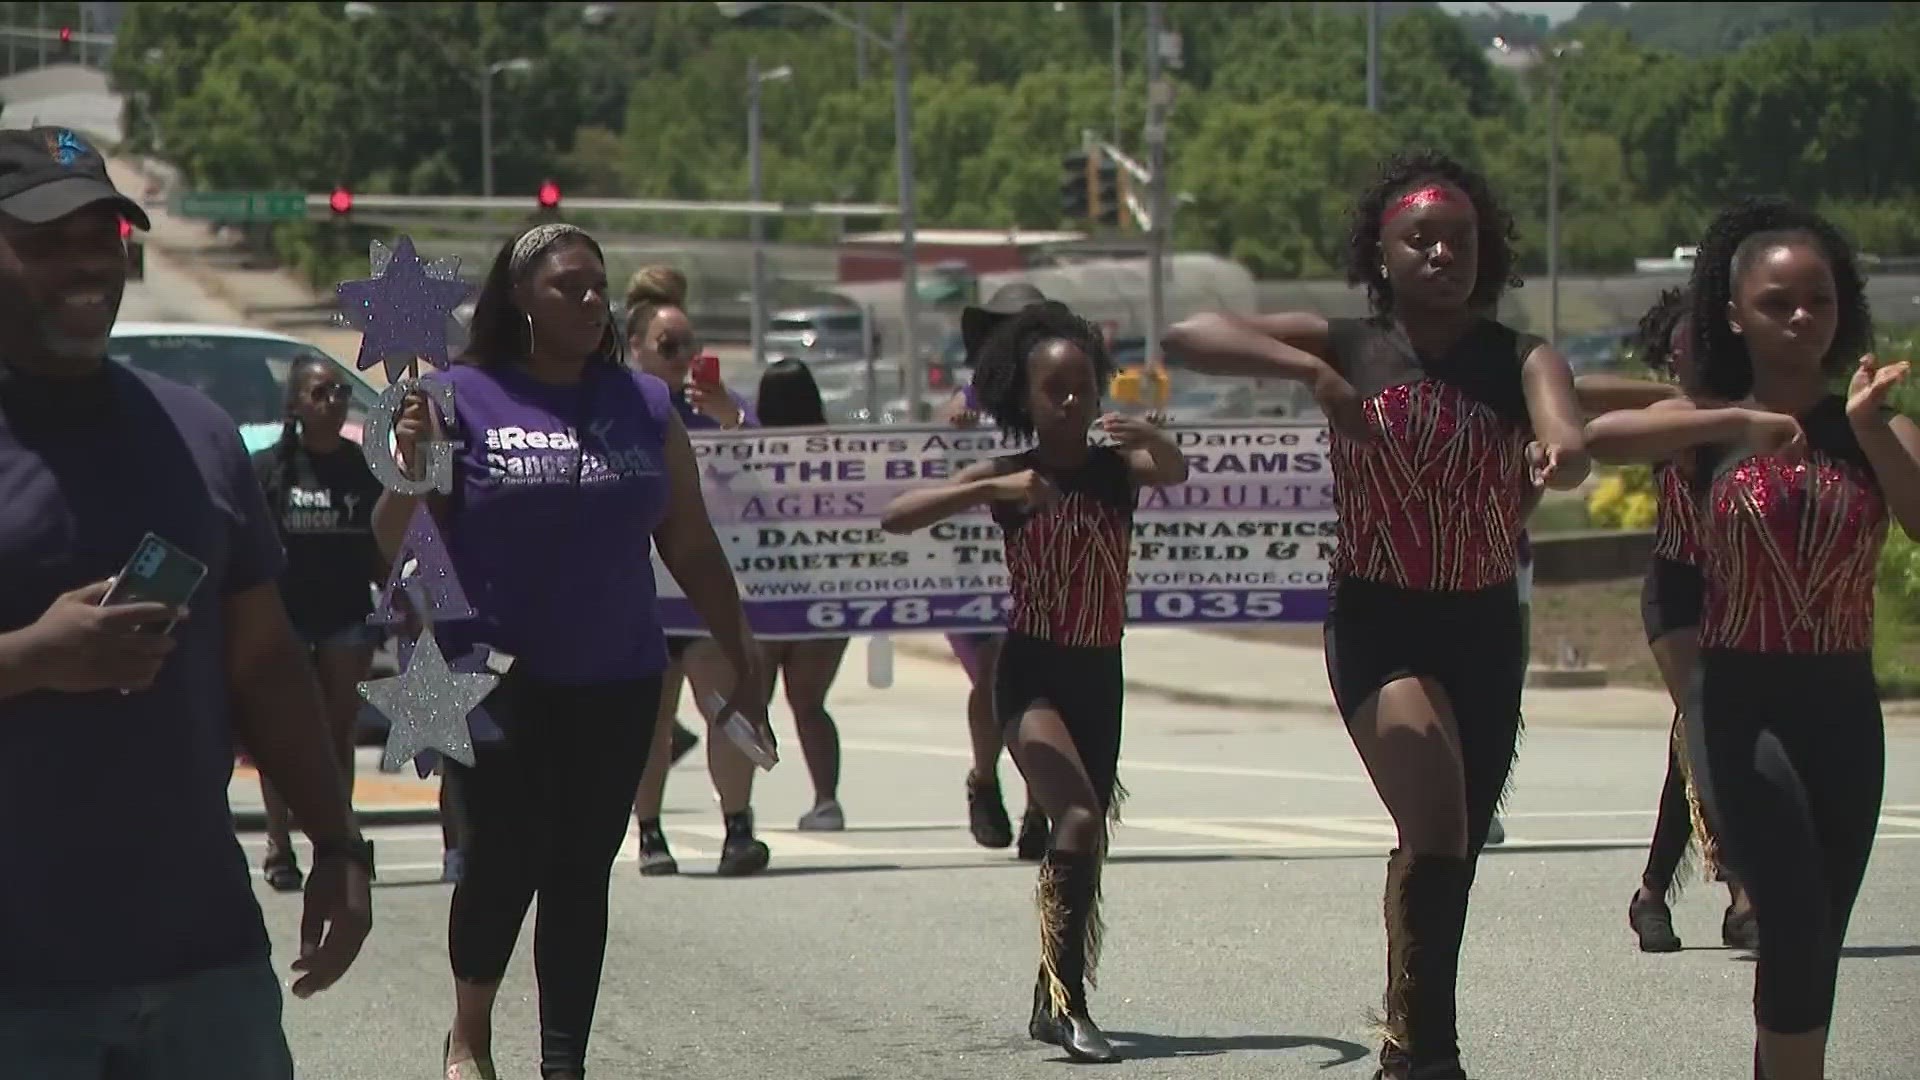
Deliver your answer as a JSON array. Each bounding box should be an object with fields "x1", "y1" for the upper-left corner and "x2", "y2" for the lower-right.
[
  {"x1": 994, "y1": 633, "x2": 1124, "y2": 811},
  {"x1": 1639, "y1": 558, "x2": 1704, "y2": 643},
  {"x1": 666, "y1": 636, "x2": 705, "y2": 662},
  {"x1": 1322, "y1": 574, "x2": 1524, "y2": 726}
]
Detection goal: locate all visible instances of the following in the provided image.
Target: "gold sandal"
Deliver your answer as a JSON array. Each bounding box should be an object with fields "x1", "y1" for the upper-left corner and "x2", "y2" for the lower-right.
[{"x1": 442, "y1": 1033, "x2": 497, "y2": 1080}]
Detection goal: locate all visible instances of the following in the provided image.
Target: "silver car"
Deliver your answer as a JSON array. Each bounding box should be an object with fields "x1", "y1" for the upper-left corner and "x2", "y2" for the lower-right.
[{"x1": 763, "y1": 305, "x2": 877, "y2": 364}]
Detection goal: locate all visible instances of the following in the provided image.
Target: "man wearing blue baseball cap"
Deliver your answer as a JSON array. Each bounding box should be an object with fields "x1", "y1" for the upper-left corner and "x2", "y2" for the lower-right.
[{"x1": 0, "y1": 126, "x2": 372, "y2": 1078}]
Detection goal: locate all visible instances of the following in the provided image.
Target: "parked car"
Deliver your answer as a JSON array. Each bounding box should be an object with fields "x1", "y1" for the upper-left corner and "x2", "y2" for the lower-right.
[
  {"x1": 763, "y1": 304, "x2": 878, "y2": 364},
  {"x1": 108, "y1": 322, "x2": 379, "y2": 453}
]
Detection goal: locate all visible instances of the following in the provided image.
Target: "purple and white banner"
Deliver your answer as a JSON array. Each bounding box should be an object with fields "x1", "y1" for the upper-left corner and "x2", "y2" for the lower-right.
[{"x1": 654, "y1": 421, "x2": 1338, "y2": 639}]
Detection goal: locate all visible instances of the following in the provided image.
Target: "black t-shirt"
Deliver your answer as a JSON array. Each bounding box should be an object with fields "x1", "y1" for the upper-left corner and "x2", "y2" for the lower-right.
[
  {"x1": 0, "y1": 362, "x2": 285, "y2": 989},
  {"x1": 250, "y1": 439, "x2": 384, "y2": 635}
]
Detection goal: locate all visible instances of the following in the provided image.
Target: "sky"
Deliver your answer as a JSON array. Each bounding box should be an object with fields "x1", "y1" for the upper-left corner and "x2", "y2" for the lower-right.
[{"x1": 1435, "y1": 1, "x2": 1590, "y2": 24}]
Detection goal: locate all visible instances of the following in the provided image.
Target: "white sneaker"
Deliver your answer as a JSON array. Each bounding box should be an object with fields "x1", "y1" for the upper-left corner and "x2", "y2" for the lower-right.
[{"x1": 797, "y1": 800, "x2": 845, "y2": 831}]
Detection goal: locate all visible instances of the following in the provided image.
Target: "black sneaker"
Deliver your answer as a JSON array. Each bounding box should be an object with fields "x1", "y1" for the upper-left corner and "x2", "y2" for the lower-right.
[
  {"x1": 1722, "y1": 902, "x2": 1759, "y2": 951},
  {"x1": 1015, "y1": 803, "x2": 1049, "y2": 862},
  {"x1": 669, "y1": 720, "x2": 699, "y2": 766},
  {"x1": 717, "y1": 809, "x2": 770, "y2": 877},
  {"x1": 967, "y1": 771, "x2": 1014, "y2": 849},
  {"x1": 1628, "y1": 889, "x2": 1682, "y2": 953},
  {"x1": 637, "y1": 820, "x2": 678, "y2": 877}
]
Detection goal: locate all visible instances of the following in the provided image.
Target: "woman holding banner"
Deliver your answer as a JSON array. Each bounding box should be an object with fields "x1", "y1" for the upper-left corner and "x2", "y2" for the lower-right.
[
  {"x1": 377, "y1": 225, "x2": 769, "y2": 1080},
  {"x1": 884, "y1": 300, "x2": 1189, "y2": 1063},
  {"x1": 753, "y1": 357, "x2": 854, "y2": 830},
  {"x1": 622, "y1": 265, "x2": 773, "y2": 877},
  {"x1": 1165, "y1": 152, "x2": 1589, "y2": 1080}
]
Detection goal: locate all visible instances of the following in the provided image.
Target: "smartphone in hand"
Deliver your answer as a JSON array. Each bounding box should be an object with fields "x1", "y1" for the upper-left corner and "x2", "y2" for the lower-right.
[
  {"x1": 100, "y1": 532, "x2": 207, "y2": 635},
  {"x1": 690, "y1": 352, "x2": 722, "y2": 387}
]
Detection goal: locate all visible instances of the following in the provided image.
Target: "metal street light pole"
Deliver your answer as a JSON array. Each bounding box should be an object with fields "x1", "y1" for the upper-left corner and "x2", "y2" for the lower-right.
[
  {"x1": 1547, "y1": 63, "x2": 1560, "y2": 344},
  {"x1": 748, "y1": 58, "x2": 793, "y2": 368},
  {"x1": 715, "y1": 1, "x2": 920, "y2": 417},
  {"x1": 1366, "y1": 2, "x2": 1380, "y2": 112},
  {"x1": 1111, "y1": 1, "x2": 1123, "y2": 147},
  {"x1": 1145, "y1": 1, "x2": 1169, "y2": 364},
  {"x1": 481, "y1": 58, "x2": 535, "y2": 200}
]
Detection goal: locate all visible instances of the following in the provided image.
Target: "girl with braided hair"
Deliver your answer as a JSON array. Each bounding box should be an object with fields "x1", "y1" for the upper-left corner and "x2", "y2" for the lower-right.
[
  {"x1": 1167, "y1": 150, "x2": 1590, "y2": 1080},
  {"x1": 1586, "y1": 198, "x2": 1919, "y2": 1080},
  {"x1": 1610, "y1": 286, "x2": 1757, "y2": 954},
  {"x1": 247, "y1": 352, "x2": 384, "y2": 893},
  {"x1": 883, "y1": 301, "x2": 1188, "y2": 1063}
]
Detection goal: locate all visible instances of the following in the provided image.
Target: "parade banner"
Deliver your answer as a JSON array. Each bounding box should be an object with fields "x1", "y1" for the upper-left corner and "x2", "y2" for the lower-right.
[{"x1": 655, "y1": 421, "x2": 1337, "y2": 639}]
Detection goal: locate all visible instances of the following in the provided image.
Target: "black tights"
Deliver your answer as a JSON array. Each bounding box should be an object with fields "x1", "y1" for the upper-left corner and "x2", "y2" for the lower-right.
[
  {"x1": 1641, "y1": 727, "x2": 1696, "y2": 896},
  {"x1": 446, "y1": 672, "x2": 663, "y2": 1077},
  {"x1": 1688, "y1": 649, "x2": 1883, "y2": 1035}
]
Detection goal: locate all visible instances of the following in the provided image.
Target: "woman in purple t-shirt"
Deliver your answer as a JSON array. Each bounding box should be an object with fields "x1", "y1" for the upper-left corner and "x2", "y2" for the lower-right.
[
  {"x1": 373, "y1": 226, "x2": 768, "y2": 1080},
  {"x1": 619, "y1": 265, "x2": 774, "y2": 878}
]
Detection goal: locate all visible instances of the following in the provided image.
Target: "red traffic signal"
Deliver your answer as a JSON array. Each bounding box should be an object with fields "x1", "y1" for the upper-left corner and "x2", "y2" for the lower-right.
[
  {"x1": 58, "y1": 26, "x2": 71, "y2": 43},
  {"x1": 536, "y1": 180, "x2": 561, "y2": 210},
  {"x1": 118, "y1": 216, "x2": 132, "y2": 239},
  {"x1": 329, "y1": 186, "x2": 353, "y2": 215}
]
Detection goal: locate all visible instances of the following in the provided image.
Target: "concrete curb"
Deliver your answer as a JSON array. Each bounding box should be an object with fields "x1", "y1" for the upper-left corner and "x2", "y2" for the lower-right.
[
  {"x1": 891, "y1": 638, "x2": 1342, "y2": 719},
  {"x1": 232, "y1": 805, "x2": 442, "y2": 834},
  {"x1": 891, "y1": 637, "x2": 1920, "y2": 723}
]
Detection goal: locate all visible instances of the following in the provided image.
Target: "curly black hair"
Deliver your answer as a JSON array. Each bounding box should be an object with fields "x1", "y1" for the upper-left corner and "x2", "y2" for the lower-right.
[
  {"x1": 971, "y1": 303, "x2": 1112, "y2": 441},
  {"x1": 1634, "y1": 286, "x2": 1690, "y2": 376},
  {"x1": 1345, "y1": 150, "x2": 1521, "y2": 314},
  {"x1": 1687, "y1": 197, "x2": 1872, "y2": 401}
]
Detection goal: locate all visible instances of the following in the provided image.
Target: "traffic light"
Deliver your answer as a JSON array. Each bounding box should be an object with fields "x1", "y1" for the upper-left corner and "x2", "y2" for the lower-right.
[
  {"x1": 117, "y1": 216, "x2": 132, "y2": 240},
  {"x1": 1095, "y1": 158, "x2": 1121, "y2": 228},
  {"x1": 536, "y1": 180, "x2": 561, "y2": 211},
  {"x1": 329, "y1": 186, "x2": 353, "y2": 216},
  {"x1": 1059, "y1": 151, "x2": 1090, "y2": 220},
  {"x1": 58, "y1": 26, "x2": 70, "y2": 43}
]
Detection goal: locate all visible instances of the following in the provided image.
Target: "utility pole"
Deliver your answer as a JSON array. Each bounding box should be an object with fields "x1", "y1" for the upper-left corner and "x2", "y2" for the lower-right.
[
  {"x1": 1547, "y1": 62, "x2": 1561, "y2": 345},
  {"x1": 1145, "y1": 1, "x2": 1169, "y2": 366},
  {"x1": 1366, "y1": 2, "x2": 1380, "y2": 112},
  {"x1": 854, "y1": 2, "x2": 867, "y2": 86},
  {"x1": 1111, "y1": 2, "x2": 1122, "y2": 148}
]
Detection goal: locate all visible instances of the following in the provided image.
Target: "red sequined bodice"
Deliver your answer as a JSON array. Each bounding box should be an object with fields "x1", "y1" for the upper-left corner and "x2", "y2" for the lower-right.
[
  {"x1": 1329, "y1": 379, "x2": 1531, "y2": 591},
  {"x1": 1698, "y1": 451, "x2": 1887, "y2": 654},
  {"x1": 996, "y1": 447, "x2": 1135, "y2": 647},
  {"x1": 1650, "y1": 460, "x2": 1704, "y2": 566}
]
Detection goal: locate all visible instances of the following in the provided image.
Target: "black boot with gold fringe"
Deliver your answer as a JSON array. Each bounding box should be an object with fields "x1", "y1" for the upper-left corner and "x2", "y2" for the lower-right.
[
  {"x1": 1031, "y1": 848, "x2": 1117, "y2": 1063},
  {"x1": 1373, "y1": 849, "x2": 1473, "y2": 1080}
]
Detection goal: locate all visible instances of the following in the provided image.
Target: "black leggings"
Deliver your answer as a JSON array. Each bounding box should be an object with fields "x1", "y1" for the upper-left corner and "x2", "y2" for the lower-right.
[
  {"x1": 446, "y1": 671, "x2": 663, "y2": 1077},
  {"x1": 1687, "y1": 649, "x2": 1883, "y2": 1034},
  {"x1": 995, "y1": 634, "x2": 1123, "y2": 815},
  {"x1": 1324, "y1": 575, "x2": 1524, "y2": 855},
  {"x1": 1641, "y1": 731, "x2": 1697, "y2": 895}
]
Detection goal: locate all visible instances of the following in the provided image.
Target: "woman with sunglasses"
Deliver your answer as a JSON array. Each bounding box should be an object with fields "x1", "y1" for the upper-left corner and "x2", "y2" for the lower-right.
[
  {"x1": 248, "y1": 353, "x2": 386, "y2": 892},
  {"x1": 622, "y1": 265, "x2": 773, "y2": 877}
]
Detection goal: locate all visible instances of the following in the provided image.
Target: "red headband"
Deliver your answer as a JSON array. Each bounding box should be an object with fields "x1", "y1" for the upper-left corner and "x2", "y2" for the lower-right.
[{"x1": 1382, "y1": 185, "x2": 1461, "y2": 225}]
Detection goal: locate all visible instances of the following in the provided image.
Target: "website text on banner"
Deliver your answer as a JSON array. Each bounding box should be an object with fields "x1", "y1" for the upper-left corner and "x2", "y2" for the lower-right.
[{"x1": 655, "y1": 421, "x2": 1336, "y2": 639}]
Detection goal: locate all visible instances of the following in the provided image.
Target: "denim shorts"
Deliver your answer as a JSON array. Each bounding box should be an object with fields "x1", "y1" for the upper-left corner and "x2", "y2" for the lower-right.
[
  {"x1": 0, "y1": 959, "x2": 294, "y2": 1079},
  {"x1": 298, "y1": 622, "x2": 385, "y2": 650}
]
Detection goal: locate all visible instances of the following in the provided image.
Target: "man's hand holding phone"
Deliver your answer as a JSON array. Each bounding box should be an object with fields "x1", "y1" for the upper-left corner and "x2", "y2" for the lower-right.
[{"x1": 13, "y1": 580, "x2": 183, "y2": 694}]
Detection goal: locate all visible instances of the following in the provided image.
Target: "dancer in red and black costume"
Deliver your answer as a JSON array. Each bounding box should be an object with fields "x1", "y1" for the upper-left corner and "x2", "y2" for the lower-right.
[
  {"x1": 883, "y1": 303, "x2": 1187, "y2": 1063},
  {"x1": 1167, "y1": 152, "x2": 1590, "y2": 1080},
  {"x1": 1587, "y1": 199, "x2": 1919, "y2": 1080},
  {"x1": 1602, "y1": 288, "x2": 1759, "y2": 954}
]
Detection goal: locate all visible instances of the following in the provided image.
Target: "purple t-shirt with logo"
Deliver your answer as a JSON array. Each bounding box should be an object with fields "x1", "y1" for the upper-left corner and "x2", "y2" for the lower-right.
[
  {"x1": 433, "y1": 361, "x2": 676, "y2": 684},
  {"x1": 0, "y1": 363, "x2": 284, "y2": 989}
]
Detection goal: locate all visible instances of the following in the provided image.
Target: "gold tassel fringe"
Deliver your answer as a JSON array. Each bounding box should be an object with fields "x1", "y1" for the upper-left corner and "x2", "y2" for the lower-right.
[
  {"x1": 1673, "y1": 710, "x2": 1726, "y2": 882},
  {"x1": 1036, "y1": 858, "x2": 1073, "y2": 1018}
]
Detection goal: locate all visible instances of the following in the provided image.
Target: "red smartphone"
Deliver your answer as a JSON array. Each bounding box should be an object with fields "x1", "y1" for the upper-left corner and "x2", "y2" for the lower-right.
[{"x1": 690, "y1": 353, "x2": 721, "y2": 386}]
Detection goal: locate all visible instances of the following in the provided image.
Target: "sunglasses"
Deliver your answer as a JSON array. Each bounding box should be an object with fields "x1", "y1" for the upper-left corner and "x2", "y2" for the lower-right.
[
  {"x1": 308, "y1": 382, "x2": 351, "y2": 403},
  {"x1": 656, "y1": 336, "x2": 700, "y2": 362}
]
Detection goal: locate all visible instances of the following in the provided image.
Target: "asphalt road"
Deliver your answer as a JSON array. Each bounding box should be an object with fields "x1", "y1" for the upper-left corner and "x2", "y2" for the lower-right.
[
  {"x1": 118, "y1": 239, "x2": 1920, "y2": 1080},
  {"x1": 232, "y1": 692, "x2": 1920, "y2": 1080}
]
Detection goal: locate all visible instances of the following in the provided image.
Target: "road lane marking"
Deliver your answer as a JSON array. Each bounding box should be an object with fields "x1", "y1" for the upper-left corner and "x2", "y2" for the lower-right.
[{"x1": 837, "y1": 737, "x2": 1367, "y2": 785}]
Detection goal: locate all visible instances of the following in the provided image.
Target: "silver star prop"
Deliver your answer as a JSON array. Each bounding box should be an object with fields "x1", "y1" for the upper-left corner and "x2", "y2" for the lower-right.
[{"x1": 358, "y1": 625, "x2": 497, "y2": 772}]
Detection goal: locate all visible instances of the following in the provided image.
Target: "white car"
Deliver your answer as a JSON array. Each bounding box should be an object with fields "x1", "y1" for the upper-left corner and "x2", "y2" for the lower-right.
[{"x1": 107, "y1": 322, "x2": 379, "y2": 454}]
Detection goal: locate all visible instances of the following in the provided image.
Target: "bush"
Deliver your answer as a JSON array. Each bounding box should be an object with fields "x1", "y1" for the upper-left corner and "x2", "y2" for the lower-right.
[{"x1": 1587, "y1": 465, "x2": 1658, "y2": 530}]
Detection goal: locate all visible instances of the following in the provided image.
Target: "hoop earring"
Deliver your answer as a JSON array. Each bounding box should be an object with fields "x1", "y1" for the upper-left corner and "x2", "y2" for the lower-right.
[{"x1": 524, "y1": 312, "x2": 538, "y2": 358}]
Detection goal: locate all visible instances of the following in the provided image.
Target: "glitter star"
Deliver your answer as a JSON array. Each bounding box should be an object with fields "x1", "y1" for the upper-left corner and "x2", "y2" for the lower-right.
[
  {"x1": 359, "y1": 625, "x2": 498, "y2": 772},
  {"x1": 335, "y1": 235, "x2": 473, "y2": 383}
]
